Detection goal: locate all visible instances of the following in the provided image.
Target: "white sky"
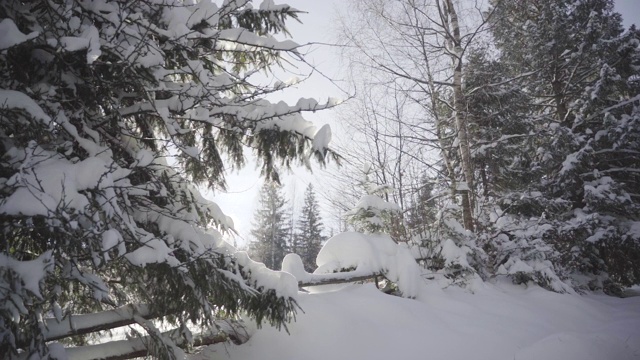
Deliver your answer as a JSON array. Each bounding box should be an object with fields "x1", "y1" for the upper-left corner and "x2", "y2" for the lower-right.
[{"x1": 208, "y1": 0, "x2": 640, "y2": 248}]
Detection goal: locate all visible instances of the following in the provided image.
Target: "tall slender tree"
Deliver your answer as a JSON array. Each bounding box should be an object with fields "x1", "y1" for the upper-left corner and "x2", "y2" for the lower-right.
[
  {"x1": 295, "y1": 184, "x2": 326, "y2": 272},
  {"x1": 249, "y1": 181, "x2": 291, "y2": 270}
]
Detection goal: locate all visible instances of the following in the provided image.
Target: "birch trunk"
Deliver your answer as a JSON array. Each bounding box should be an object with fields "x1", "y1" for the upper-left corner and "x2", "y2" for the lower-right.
[{"x1": 444, "y1": 0, "x2": 475, "y2": 232}]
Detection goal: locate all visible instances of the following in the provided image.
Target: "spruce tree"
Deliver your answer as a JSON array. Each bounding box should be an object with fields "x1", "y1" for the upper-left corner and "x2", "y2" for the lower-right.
[
  {"x1": 485, "y1": 0, "x2": 640, "y2": 291},
  {"x1": 249, "y1": 181, "x2": 290, "y2": 270},
  {"x1": 0, "y1": 0, "x2": 335, "y2": 357},
  {"x1": 295, "y1": 184, "x2": 325, "y2": 272}
]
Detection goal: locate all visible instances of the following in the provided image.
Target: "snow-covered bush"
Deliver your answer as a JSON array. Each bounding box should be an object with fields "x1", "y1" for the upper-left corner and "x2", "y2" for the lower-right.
[
  {"x1": 477, "y1": 205, "x2": 573, "y2": 293},
  {"x1": 0, "y1": 0, "x2": 335, "y2": 357},
  {"x1": 344, "y1": 164, "x2": 402, "y2": 235},
  {"x1": 402, "y1": 198, "x2": 485, "y2": 288}
]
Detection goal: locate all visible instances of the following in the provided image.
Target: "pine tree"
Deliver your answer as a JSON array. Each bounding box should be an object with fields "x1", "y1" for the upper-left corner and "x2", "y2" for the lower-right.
[
  {"x1": 295, "y1": 184, "x2": 325, "y2": 272},
  {"x1": 249, "y1": 181, "x2": 290, "y2": 270},
  {"x1": 0, "y1": 0, "x2": 335, "y2": 357}
]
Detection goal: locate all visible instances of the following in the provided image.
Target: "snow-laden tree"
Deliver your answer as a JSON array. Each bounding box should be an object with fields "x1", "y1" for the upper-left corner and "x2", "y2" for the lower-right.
[
  {"x1": 249, "y1": 181, "x2": 290, "y2": 270},
  {"x1": 0, "y1": 0, "x2": 336, "y2": 357},
  {"x1": 459, "y1": 48, "x2": 569, "y2": 291},
  {"x1": 295, "y1": 184, "x2": 325, "y2": 272},
  {"x1": 484, "y1": 0, "x2": 640, "y2": 292}
]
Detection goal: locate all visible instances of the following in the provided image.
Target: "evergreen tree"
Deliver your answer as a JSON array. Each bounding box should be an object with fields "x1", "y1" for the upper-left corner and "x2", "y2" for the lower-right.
[
  {"x1": 485, "y1": 0, "x2": 640, "y2": 292},
  {"x1": 0, "y1": 0, "x2": 335, "y2": 357},
  {"x1": 345, "y1": 165, "x2": 401, "y2": 235},
  {"x1": 249, "y1": 181, "x2": 290, "y2": 270},
  {"x1": 295, "y1": 184, "x2": 325, "y2": 272},
  {"x1": 406, "y1": 175, "x2": 437, "y2": 237},
  {"x1": 463, "y1": 50, "x2": 538, "y2": 200}
]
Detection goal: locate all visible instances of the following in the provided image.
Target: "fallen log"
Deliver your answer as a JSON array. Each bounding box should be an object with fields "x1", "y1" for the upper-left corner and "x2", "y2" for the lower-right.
[
  {"x1": 298, "y1": 271, "x2": 383, "y2": 287},
  {"x1": 16, "y1": 304, "x2": 159, "y2": 349},
  {"x1": 61, "y1": 321, "x2": 248, "y2": 360},
  {"x1": 21, "y1": 268, "x2": 386, "y2": 358}
]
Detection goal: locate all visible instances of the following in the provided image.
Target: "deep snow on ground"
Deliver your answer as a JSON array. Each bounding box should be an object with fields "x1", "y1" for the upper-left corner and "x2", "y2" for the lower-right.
[{"x1": 193, "y1": 280, "x2": 640, "y2": 360}]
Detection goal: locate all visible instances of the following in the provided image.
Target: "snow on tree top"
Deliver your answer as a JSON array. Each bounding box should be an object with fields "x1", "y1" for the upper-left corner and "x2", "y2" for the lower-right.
[{"x1": 0, "y1": 18, "x2": 38, "y2": 50}]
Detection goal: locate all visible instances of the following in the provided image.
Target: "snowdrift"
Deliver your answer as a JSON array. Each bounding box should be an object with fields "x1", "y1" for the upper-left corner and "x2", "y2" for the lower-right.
[{"x1": 193, "y1": 281, "x2": 640, "y2": 360}]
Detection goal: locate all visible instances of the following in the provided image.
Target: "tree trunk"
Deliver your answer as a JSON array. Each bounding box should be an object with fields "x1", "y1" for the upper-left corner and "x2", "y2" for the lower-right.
[
  {"x1": 16, "y1": 304, "x2": 157, "y2": 348},
  {"x1": 61, "y1": 325, "x2": 248, "y2": 360},
  {"x1": 298, "y1": 271, "x2": 383, "y2": 287},
  {"x1": 444, "y1": 0, "x2": 475, "y2": 232}
]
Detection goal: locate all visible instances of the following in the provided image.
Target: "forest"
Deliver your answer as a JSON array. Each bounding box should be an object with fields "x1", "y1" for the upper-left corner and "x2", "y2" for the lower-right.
[{"x1": 1, "y1": 0, "x2": 639, "y2": 359}]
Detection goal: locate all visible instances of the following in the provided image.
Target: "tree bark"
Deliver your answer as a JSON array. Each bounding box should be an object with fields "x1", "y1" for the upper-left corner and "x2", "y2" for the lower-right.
[
  {"x1": 299, "y1": 272, "x2": 383, "y2": 287},
  {"x1": 60, "y1": 325, "x2": 248, "y2": 360},
  {"x1": 444, "y1": 0, "x2": 475, "y2": 232}
]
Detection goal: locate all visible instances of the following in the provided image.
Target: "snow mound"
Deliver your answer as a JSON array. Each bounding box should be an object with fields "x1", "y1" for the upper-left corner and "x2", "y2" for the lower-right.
[
  {"x1": 315, "y1": 232, "x2": 425, "y2": 298},
  {"x1": 193, "y1": 283, "x2": 640, "y2": 360},
  {"x1": 281, "y1": 253, "x2": 310, "y2": 283}
]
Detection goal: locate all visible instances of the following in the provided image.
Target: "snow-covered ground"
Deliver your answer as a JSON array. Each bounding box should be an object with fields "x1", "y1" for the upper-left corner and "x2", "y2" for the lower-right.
[{"x1": 193, "y1": 281, "x2": 640, "y2": 360}]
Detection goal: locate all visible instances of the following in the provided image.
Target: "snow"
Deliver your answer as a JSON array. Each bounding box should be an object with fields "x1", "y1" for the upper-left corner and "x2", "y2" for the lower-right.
[
  {"x1": 0, "y1": 250, "x2": 53, "y2": 301},
  {"x1": 281, "y1": 253, "x2": 309, "y2": 283},
  {"x1": 455, "y1": 181, "x2": 470, "y2": 191},
  {"x1": 439, "y1": 238, "x2": 472, "y2": 269},
  {"x1": 0, "y1": 251, "x2": 53, "y2": 323},
  {"x1": 0, "y1": 18, "x2": 38, "y2": 50},
  {"x1": 134, "y1": 149, "x2": 155, "y2": 168},
  {"x1": 315, "y1": 232, "x2": 426, "y2": 299},
  {"x1": 0, "y1": 89, "x2": 51, "y2": 123},
  {"x1": 0, "y1": 147, "x2": 116, "y2": 216},
  {"x1": 193, "y1": 281, "x2": 640, "y2": 360},
  {"x1": 311, "y1": 124, "x2": 331, "y2": 156},
  {"x1": 217, "y1": 29, "x2": 300, "y2": 51},
  {"x1": 58, "y1": 24, "x2": 102, "y2": 64},
  {"x1": 101, "y1": 229, "x2": 125, "y2": 261},
  {"x1": 47, "y1": 343, "x2": 68, "y2": 360},
  {"x1": 43, "y1": 304, "x2": 151, "y2": 344},
  {"x1": 346, "y1": 194, "x2": 401, "y2": 216},
  {"x1": 124, "y1": 238, "x2": 180, "y2": 268},
  {"x1": 234, "y1": 251, "x2": 299, "y2": 299}
]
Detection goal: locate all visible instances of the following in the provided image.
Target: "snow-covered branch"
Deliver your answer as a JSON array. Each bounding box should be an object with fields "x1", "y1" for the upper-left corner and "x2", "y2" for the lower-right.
[{"x1": 58, "y1": 322, "x2": 248, "y2": 360}]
